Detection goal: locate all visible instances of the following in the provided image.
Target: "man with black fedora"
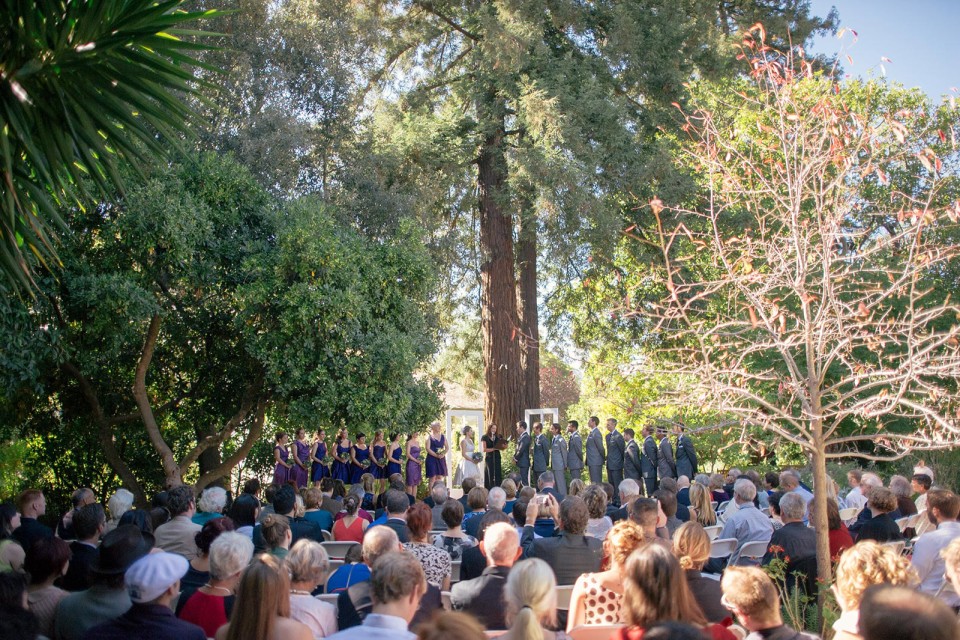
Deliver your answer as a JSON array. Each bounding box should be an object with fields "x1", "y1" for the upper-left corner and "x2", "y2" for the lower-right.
[{"x1": 54, "y1": 524, "x2": 153, "y2": 640}]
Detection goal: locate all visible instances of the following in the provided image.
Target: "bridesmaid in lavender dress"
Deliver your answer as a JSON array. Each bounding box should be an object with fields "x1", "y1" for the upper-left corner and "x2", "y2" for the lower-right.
[
  {"x1": 290, "y1": 428, "x2": 311, "y2": 488},
  {"x1": 425, "y1": 421, "x2": 448, "y2": 485},
  {"x1": 272, "y1": 433, "x2": 293, "y2": 486},
  {"x1": 405, "y1": 433, "x2": 423, "y2": 498},
  {"x1": 310, "y1": 428, "x2": 330, "y2": 487}
]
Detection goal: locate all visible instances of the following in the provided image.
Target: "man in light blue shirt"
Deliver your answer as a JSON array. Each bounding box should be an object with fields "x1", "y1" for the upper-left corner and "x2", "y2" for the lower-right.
[
  {"x1": 326, "y1": 551, "x2": 427, "y2": 640},
  {"x1": 912, "y1": 489, "x2": 960, "y2": 608},
  {"x1": 779, "y1": 469, "x2": 813, "y2": 505},
  {"x1": 716, "y1": 478, "x2": 773, "y2": 568}
]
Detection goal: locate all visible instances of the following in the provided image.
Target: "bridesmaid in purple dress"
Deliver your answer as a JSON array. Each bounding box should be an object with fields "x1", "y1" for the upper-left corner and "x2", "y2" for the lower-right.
[
  {"x1": 310, "y1": 428, "x2": 330, "y2": 487},
  {"x1": 272, "y1": 432, "x2": 293, "y2": 486},
  {"x1": 349, "y1": 433, "x2": 371, "y2": 485},
  {"x1": 290, "y1": 428, "x2": 311, "y2": 488},
  {"x1": 405, "y1": 433, "x2": 423, "y2": 498},
  {"x1": 425, "y1": 421, "x2": 448, "y2": 485},
  {"x1": 331, "y1": 429, "x2": 351, "y2": 483},
  {"x1": 371, "y1": 430, "x2": 388, "y2": 494}
]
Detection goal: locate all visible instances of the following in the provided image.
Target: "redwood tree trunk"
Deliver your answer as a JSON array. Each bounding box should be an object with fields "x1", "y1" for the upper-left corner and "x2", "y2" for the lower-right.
[
  {"x1": 516, "y1": 189, "x2": 540, "y2": 417},
  {"x1": 477, "y1": 89, "x2": 524, "y2": 439}
]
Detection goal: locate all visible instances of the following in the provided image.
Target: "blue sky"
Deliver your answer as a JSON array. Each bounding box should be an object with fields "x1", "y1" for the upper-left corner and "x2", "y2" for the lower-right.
[{"x1": 808, "y1": 0, "x2": 960, "y2": 100}]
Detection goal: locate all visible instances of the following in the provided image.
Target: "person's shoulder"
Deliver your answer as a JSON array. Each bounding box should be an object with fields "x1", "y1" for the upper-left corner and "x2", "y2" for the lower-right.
[{"x1": 274, "y1": 615, "x2": 314, "y2": 640}]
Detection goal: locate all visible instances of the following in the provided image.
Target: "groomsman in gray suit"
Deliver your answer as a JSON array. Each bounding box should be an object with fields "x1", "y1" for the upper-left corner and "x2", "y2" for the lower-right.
[
  {"x1": 641, "y1": 425, "x2": 659, "y2": 496},
  {"x1": 550, "y1": 423, "x2": 568, "y2": 496},
  {"x1": 585, "y1": 416, "x2": 605, "y2": 484},
  {"x1": 623, "y1": 428, "x2": 642, "y2": 482},
  {"x1": 532, "y1": 422, "x2": 550, "y2": 480},
  {"x1": 605, "y1": 418, "x2": 626, "y2": 489},
  {"x1": 566, "y1": 421, "x2": 584, "y2": 481},
  {"x1": 513, "y1": 420, "x2": 532, "y2": 487},
  {"x1": 657, "y1": 427, "x2": 678, "y2": 482},
  {"x1": 674, "y1": 423, "x2": 698, "y2": 480}
]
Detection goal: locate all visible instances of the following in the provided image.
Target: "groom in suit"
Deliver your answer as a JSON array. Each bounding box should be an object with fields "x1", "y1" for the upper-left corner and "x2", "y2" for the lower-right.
[
  {"x1": 550, "y1": 423, "x2": 568, "y2": 496},
  {"x1": 513, "y1": 421, "x2": 532, "y2": 487},
  {"x1": 585, "y1": 416, "x2": 605, "y2": 485}
]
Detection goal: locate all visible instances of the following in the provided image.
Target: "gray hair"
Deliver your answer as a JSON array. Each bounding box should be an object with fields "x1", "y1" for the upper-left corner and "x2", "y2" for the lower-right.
[
  {"x1": 484, "y1": 522, "x2": 519, "y2": 565},
  {"x1": 862, "y1": 472, "x2": 883, "y2": 488},
  {"x1": 107, "y1": 489, "x2": 134, "y2": 521},
  {"x1": 618, "y1": 478, "x2": 640, "y2": 498},
  {"x1": 778, "y1": 492, "x2": 807, "y2": 521},
  {"x1": 285, "y1": 539, "x2": 330, "y2": 585},
  {"x1": 778, "y1": 470, "x2": 800, "y2": 490},
  {"x1": 363, "y1": 525, "x2": 399, "y2": 564},
  {"x1": 209, "y1": 532, "x2": 254, "y2": 580},
  {"x1": 431, "y1": 482, "x2": 449, "y2": 503},
  {"x1": 733, "y1": 478, "x2": 757, "y2": 502},
  {"x1": 198, "y1": 487, "x2": 227, "y2": 514},
  {"x1": 488, "y1": 487, "x2": 507, "y2": 511},
  {"x1": 694, "y1": 474, "x2": 710, "y2": 486},
  {"x1": 889, "y1": 475, "x2": 912, "y2": 498},
  {"x1": 538, "y1": 471, "x2": 555, "y2": 487}
]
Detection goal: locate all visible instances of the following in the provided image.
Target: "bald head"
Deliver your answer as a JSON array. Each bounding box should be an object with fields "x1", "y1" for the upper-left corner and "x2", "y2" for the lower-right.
[
  {"x1": 484, "y1": 522, "x2": 520, "y2": 567},
  {"x1": 363, "y1": 526, "x2": 400, "y2": 565}
]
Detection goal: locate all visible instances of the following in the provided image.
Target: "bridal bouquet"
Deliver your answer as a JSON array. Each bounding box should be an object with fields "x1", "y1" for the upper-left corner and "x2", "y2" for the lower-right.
[{"x1": 471, "y1": 452, "x2": 483, "y2": 463}]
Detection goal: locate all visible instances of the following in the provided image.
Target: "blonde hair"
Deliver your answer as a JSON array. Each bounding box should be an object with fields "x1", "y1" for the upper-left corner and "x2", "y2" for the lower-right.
[
  {"x1": 689, "y1": 483, "x2": 716, "y2": 527},
  {"x1": 501, "y1": 479, "x2": 517, "y2": 499},
  {"x1": 834, "y1": 541, "x2": 917, "y2": 609},
  {"x1": 361, "y1": 474, "x2": 375, "y2": 493},
  {"x1": 605, "y1": 520, "x2": 646, "y2": 569},
  {"x1": 293, "y1": 493, "x2": 305, "y2": 519},
  {"x1": 505, "y1": 559, "x2": 557, "y2": 636},
  {"x1": 720, "y1": 566, "x2": 780, "y2": 624},
  {"x1": 568, "y1": 478, "x2": 586, "y2": 497},
  {"x1": 226, "y1": 554, "x2": 291, "y2": 640},
  {"x1": 261, "y1": 513, "x2": 291, "y2": 548},
  {"x1": 940, "y1": 537, "x2": 960, "y2": 582},
  {"x1": 285, "y1": 539, "x2": 330, "y2": 585},
  {"x1": 673, "y1": 521, "x2": 711, "y2": 570},
  {"x1": 304, "y1": 487, "x2": 322, "y2": 510}
]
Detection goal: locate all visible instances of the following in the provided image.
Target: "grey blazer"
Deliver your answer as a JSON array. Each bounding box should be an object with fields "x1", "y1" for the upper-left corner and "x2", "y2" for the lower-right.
[
  {"x1": 676, "y1": 434, "x2": 698, "y2": 479},
  {"x1": 567, "y1": 432, "x2": 584, "y2": 470},
  {"x1": 514, "y1": 431, "x2": 531, "y2": 468},
  {"x1": 658, "y1": 436, "x2": 677, "y2": 479},
  {"x1": 624, "y1": 439, "x2": 642, "y2": 481},
  {"x1": 532, "y1": 433, "x2": 550, "y2": 472},
  {"x1": 606, "y1": 430, "x2": 625, "y2": 471},
  {"x1": 641, "y1": 435, "x2": 658, "y2": 480},
  {"x1": 586, "y1": 427, "x2": 605, "y2": 467},
  {"x1": 551, "y1": 435, "x2": 568, "y2": 471},
  {"x1": 520, "y1": 528, "x2": 603, "y2": 585}
]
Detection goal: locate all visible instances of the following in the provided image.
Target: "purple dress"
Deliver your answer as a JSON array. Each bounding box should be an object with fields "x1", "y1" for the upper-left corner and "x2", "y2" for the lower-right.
[
  {"x1": 331, "y1": 443, "x2": 351, "y2": 482},
  {"x1": 406, "y1": 445, "x2": 422, "y2": 487},
  {"x1": 350, "y1": 445, "x2": 370, "y2": 484},
  {"x1": 311, "y1": 442, "x2": 330, "y2": 482},
  {"x1": 386, "y1": 445, "x2": 403, "y2": 477},
  {"x1": 273, "y1": 445, "x2": 290, "y2": 485},
  {"x1": 371, "y1": 444, "x2": 387, "y2": 479},
  {"x1": 290, "y1": 439, "x2": 310, "y2": 488},
  {"x1": 425, "y1": 434, "x2": 448, "y2": 478}
]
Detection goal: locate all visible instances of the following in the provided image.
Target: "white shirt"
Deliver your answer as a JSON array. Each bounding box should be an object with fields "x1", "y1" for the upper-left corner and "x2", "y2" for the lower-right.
[
  {"x1": 911, "y1": 520, "x2": 960, "y2": 606},
  {"x1": 845, "y1": 486, "x2": 867, "y2": 511},
  {"x1": 289, "y1": 594, "x2": 338, "y2": 639},
  {"x1": 326, "y1": 613, "x2": 415, "y2": 640}
]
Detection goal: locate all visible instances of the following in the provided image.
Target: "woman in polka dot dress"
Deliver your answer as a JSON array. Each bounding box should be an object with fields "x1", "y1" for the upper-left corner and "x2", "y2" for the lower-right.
[{"x1": 566, "y1": 519, "x2": 646, "y2": 630}]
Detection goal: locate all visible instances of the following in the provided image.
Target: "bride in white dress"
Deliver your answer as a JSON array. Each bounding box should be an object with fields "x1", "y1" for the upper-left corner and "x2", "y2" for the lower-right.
[{"x1": 454, "y1": 425, "x2": 481, "y2": 486}]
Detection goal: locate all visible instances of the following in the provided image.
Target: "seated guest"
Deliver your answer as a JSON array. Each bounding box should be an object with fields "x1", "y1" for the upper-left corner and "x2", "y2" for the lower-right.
[
  {"x1": 254, "y1": 485, "x2": 324, "y2": 552},
  {"x1": 859, "y1": 585, "x2": 958, "y2": 640},
  {"x1": 403, "y1": 503, "x2": 451, "y2": 589},
  {"x1": 179, "y1": 517, "x2": 236, "y2": 601},
  {"x1": 512, "y1": 501, "x2": 533, "y2": 540},
  {"x1": 375, "y1": 476, "x2": 409, "y2": 512},
  {"x1": 567, "y1": 479, "x2": 586, "y2": 498},
  {"x1": 213, "y1": 554, "x2": 312, "y2": 640},
  {"x1": 416, "y1": 611, "x2": 487, "y2": 640},
  {"x1": 602, "y1": 483, "x2": 620, "y2": 519},
  {"x1": 518, "y1": 485, "x2": 536, "y2": 504},
  {"x1": 303, "y1": 488, "x2": 335, "y2": 532},
  {"x1": 428, "y1": 483, "x2": 449, "y2": 529},
  {"x1": 500, "y1": 558, "x2": 569, "y2": 640},
  {"x1": 62, "y1": 503, "x2": 106, "y2": 591},
  {"x1": 457, "y1": 478, "x2": 477, "y2": 511},
  {"x1": 1, "y1": 572, "x2": 39, "y2": 640},
  {"x1": 25, "y1": 536, "x2": 71, "y2": 637},
  {"x1": 831, "y1": 540, "x2": 917, "y2": 640},
  {"x1": 58, "y1": 488, "x2": 97, "y2": 540},
  {"x1": 913, "y1": 474, "x2": 932, "y2": 512},
  {"x1": 177, "y1": 532, "x2": 253, "y2": 637},
  {"x1": 459, "y1": 510, "x2": 512, "y2": 581},
  {"x1": 537, "y1": 472, "x2": 562, "y2": 503},
  {"x1": 487, "y1": 487, "x2": 507, "y2": 513},
  {"x1": 721, "y1": 566, "x2": 816, "y2": 640},
  {"x1": 520, "y1": 495, "x2": 603, "y2": 585},
  {"x1": 628, "y1": 498, "x2": 673, "y2": 552},
  {"x1": 461, "y1": 487, "x2": 488, "y2": 538},
  {"x1": 13, "y1": 489, "x2": 52, "y2": 552},
  {"x1": 193, "y1": 486, "x2": 227, "y2": 526},
  {"x1": 241, "y1": 478, "x2": 261, "y2": 502},
  {"x1": 609, "y1": 479, "x2": 641, "y2": 523},
  {"x1": 689, "y1": 482, "x2": 717, "y2": 528},
  {"x1": 889, "y1": 476, "x2": 918, "y2": 518},
  {"x1": 722, "y1": 469, "x2": 740, "y2": 499},
  {"x1": 105, "y1": 489, "x2": 135, "y2": 535},
  {"x1": 336, "y1": 528, "x2": 397, "y2": 626},
  {"x1": 432, "y1": 499, "x2": 477, "y2": 561},
  {"x1": 261, "y1": 514, "x2": 293, "y2": 559},
  {"x1": 708, "y1": 474, "x2": 728, "y2": 503},
  {"x1": 285, "y1": 539, "x2": 337, "y2": 638},
  {"x1": 677, "y1": 475, "x2": 692, "y2": 507},
  {"x1": 762, "y1": 492, "x2": 816, "y2": 566},
  {"x1": 450, "y1": 522, "x2": 520, "y2": 630},
  {"x1": 855, "y1": 487, "x2": 903, "y2": 543},
  {"x1": 325, "y1": 543, "x2": 366, "y2": 593},
  {"x1": 381, "y1": 490, "x2": 411, "y2": 543},
  {"x1": 673, "y1": 522, "x2": 731, "y2": 624},
  {"x1": 55, "y1": 524, "x2": 153, "y2": 640},
  {"x1": 848, "y1": 474, "x2": 891, "y2": 537},
  {"x1": 582, "y1": 484, "x2": 612, "y2": 539},
  {"x1": 319, "y1": 478, "x2": 343, "y2": 516},
  {"x1": 154, "y1": 486, "x2": 202, "y2": 560},
  {"x1": 823, "y1": 497, "x2": 853, "y2": 561},
  {"x1": 659, "y1": 478, "x2": 691, "y2": 521},
  {"x1": 910, "y1": 489, "x2": 960, "y2": 608},
  {"x1": 81, "y1": 552, "x2": 206, "y2": 640},
  {"x1": 567, "y1": 520, "x2": 645, "y2": 631},
  {"x1": 0, "y1": 502, "x2": 25, "y2": 573},
  {"x1": 707, "y1": 479, "x2": 772, "y2": 572},
  {"x1": 654, "y1": 489, "x2": 683, "y2": 536},
  {"x1": 326, "y1": 553, "x2": 427, "y2": 640},
  {"x1": 745, "y1": 472, "x2": 769, "y2": 510},
  {"x1": 501, "y1": 479, "x2": 518, "y2": 512},
  {"x1": 767, "y1": 492, "x2": 785, "y2": 531},
  {"x1": 613, "y1": 545, "x2": 736, "y2": 640},
  {"x1": 763, "y1": 471, "x2": 780, "y2": 498},
  {"x1": 343, "y1": 485, "x2": 375, "y2": 524},
  {"x1": 227, "y1": 494, "x2": 260, "y2": 539},
  {"x1": 258, "y1": 485, "x2": 279, "y2": 523},
  {"x1": 332, "y1": 495, "x2": 367, "y2": 543}
]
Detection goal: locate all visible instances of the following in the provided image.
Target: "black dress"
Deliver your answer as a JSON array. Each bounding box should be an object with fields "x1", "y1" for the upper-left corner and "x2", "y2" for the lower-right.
[{"x1": 482, "y1": 434, "x2": 503, "y2": 489}]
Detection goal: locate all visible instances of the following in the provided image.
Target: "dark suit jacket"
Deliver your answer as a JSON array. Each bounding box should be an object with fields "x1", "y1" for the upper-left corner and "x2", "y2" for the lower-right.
[
  {"x1": 12, "y1": 517, "x2": 52, "y2": 552},
  {"x1": 459, "y1": 543, "x2": 487, "y2": 581},
  {"x1": 520, "y1": 527, "x2": 603, "y2": 585},
  {"x1": 854, "y1": 513, "x2": 903, "y2": 543},
  {"x1": 676, "y1": 434, "x2": 698, "y2": 478},
  {"x1": 337, "y1": 580, "x2": 441, "y2": 630},
  {"x1": 253, "y1": 516, "x2": 324, "y2": 553},
  {"x1": 762, "y1": 522, "x2": 817, "y2": 565},
  {"x1": 532, "y1": 433, "x2": 550, "y2": 473},
  {"x1": 677, "y1": 487, "x2": 691, "y2": 507},
  {"x1": 685, "y1": 569, "x2": 731, "y2": 623},
  {"x1": 641, "y1": 436, "x2": 658, "y2": 481},
  {"x1": 383, "y1": 517, "x2": 410, "y2": 543},
  {"x1": 605, "y1": 430, "x2": 625, "y2": 471},
  {"x1": 514, "y1": 431, "x2": 531, "y2": 469},
  {"x1": 567, "y1": 433, "x2": 584, "y2": 471},
  {"x1": 624, "y1": 440, "x2": 642, "y2": 481},
  {"x1": 450, "y1": 565, "x2": 510, "y2": 629},
  {"x1": 61, "y1": 541, "x2": 98, "y2": 591},
  {"x1": 658, "y1": 436, "x2": 677, "y2": 479}
]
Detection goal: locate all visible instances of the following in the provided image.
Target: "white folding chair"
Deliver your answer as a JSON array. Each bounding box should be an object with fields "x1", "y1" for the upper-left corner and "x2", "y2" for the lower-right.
[
  {"x1": 709, "y1": 537, "x2": 738, "y2": 559},
  {"x1": 895, "y1": 516, "x2": 911, "y2": 533},
  {"x1": 450, "y1": 560, "x2": 461, "y2": 582},
  {"x1": 555, "y1": 585, "x2": 574, "y2": 611},
  {"x1": 320, "y1": 540, "x2": 359, "y2": 560},
  {"x1": 317, "y1": 593, "x2": 339, "y2": 605},
  {"x1": 710, "y1": 501, "x2": 718, "y2": 511},
  {"x1": 883, "y1": 540, "x2": 906, "y2": 555},
  {"x1": 738, "y1": 540, "x2": 769, "y2": 564},
  {"x1": 321, "y1": 529, "x2": 333, "y2": 541},
  {"x1": 839, "y1": 507, "x2": 859, "y2": 522},
  {"x1": 569, "y1": 625, "x2": 626, "y2": 640},
  {"x1": 717, "y1": 500, "x2": 730, "y2": 514},
  {"x1": 703, "y1": 525, "x2": 723, "y2": 541}
]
